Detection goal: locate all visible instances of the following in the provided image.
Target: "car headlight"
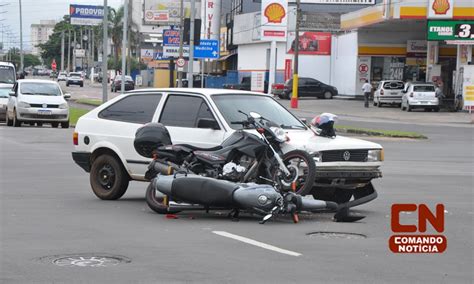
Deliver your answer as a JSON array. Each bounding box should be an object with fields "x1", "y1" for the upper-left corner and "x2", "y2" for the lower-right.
[
  {"x1": 367, "y1": 149, "x2": 384, "y2": 162},
  {"x1": 18, "y1": 101, "x2": 30, "y2": 108},
  {"x1": 59, "y1": 103, "x2": 69, "y2": 109},
  {"x1": 311, "y1": 151, "x2": 322, "y2": 163},
  {"x1": 269, "y1": 126, "x2": 288, "y2": 143}
]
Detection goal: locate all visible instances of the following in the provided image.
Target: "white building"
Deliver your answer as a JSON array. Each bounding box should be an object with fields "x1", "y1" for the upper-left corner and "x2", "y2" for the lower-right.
[{"x1": 30, "y1": 20, "x2": 56, "y2": 56}]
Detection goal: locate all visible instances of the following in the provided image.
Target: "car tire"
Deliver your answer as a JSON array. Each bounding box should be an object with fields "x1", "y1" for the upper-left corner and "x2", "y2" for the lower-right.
[
  {"x1": 377, "y1": 99, "x2": 382, "y2": 107},
  {"x1": 407, "y1": 104, "x2": 412, "y2": 112},
  {"x1": 323, "y1": 91, "x2": 333, "y2": 99},
  {"x1": 51, "y1": 122, "x2": 59, "y2": 128},
  {"x1": 29, "y1": 122, "x2": 35, "y2": 126},
  {"x1": 6, "y1": 113, "x2": 13, "y2": 126},
  {"x1": 61, "y1": 121, "x2": 70, "y2": 128},
  {"x1": 312, "y1": 188, "x2": 353, "y2": 204},
  {"x1": 13, "y1": 110, "x2": 21, "y2": 127},
  {"x1": 37, "y1": 122, "x2": 43, "y2": 127},
  {"x1": 287, "y1": 92, "x2": 292, "y2": 100},
  {"x1": 434, "y1": 107, "x2": 440, "y2": 112},
  {"x1": 146, "y1": 183, "x2": 180, "y2": 214},
  {"x1": 90, "y1": 154, "x2": 129, "y2": 200},
  {"x1": 373, "y1": 99, "x2": 377, "y2": 106},
  {"x1": 80, "y1": 84, "x2": 83, "y2": 88},
  {"x1": 66, "y1": 83, "x2": 69, "y2": 87}
]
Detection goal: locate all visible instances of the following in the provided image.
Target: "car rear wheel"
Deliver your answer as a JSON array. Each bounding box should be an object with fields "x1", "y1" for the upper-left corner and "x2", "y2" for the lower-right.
[
  {"x1": 51, "y1": 122, "x2": 59, "y2": 128},
  {"x1": 6, "y1": 113, "x2": 13, "y2": 126},
  {"x1": 434, "y1": 107, "x2": 440, "y2": 112},
  {"x1": 323, "y1": 91, "x2": 333, "y2": 99},
  {"x1": 90, "y1": 154, "x2": 129, "y2": 200},
  {"x1": 373, "y1": 99, "x2": 377, "y2": 106},
  {"x1": 61, "y1": 121, "x2": 70, "y2": 128},
  {"x1": 287, "y1": 92, "x2": 292, "y2": 100},
  {"x1": 407, "y1": 104, "x2": 412, "y2": 112}
]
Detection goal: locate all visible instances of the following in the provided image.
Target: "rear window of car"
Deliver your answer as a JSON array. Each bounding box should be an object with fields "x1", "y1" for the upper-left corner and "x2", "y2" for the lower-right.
[
  {"x1": 70, "y1": 73, "x2": 81, "y2": 77},
  {"x1": 413, "y1": 85, "x2": 435, "y2": 92},
  {"x1": 383, "y1": 81, "x2": 404, "y2": 90},
  {"x1": 99, "y1": 94, "x2": 162, "y2": 124}
]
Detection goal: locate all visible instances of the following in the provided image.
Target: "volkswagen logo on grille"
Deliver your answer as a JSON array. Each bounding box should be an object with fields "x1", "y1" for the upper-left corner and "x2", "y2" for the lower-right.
[
  {"x1": 42, "y1": 103, "x2": 47, "y2": 108},
  {"x1": 343, "y1": 151, "x2": 351, "y2": 161}
]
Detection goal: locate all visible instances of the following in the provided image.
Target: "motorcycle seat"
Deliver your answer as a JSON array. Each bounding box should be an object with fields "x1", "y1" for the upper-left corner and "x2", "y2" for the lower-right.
[
  {"x1": 173, "y1": 144, "x2": 223, "y2": 152},
  {"x1": 172, "y1": 176, "x2": 237, "y2": 207}
]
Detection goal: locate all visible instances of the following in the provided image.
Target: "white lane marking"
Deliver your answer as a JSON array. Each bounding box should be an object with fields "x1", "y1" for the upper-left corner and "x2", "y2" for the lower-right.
[{"x1": 212, "y1": 231, "x2": 302, "y2": 257}]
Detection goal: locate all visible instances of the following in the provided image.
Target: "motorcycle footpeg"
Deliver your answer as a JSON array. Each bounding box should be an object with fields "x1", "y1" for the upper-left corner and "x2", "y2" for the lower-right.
[{"x1": 333, "y1": 207, "x2": 365, "y2": 223}]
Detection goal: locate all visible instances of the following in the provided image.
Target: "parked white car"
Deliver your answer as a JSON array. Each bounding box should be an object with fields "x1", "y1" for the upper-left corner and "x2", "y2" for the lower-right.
[
  {"x1": 0, "y1": 84, "x2": 11, "y2": 121},
  {"x1": 401, "y1": 82, "x2": 439, "y2": 112},
  {"x1": 72, "y1": 89, "x2": 384, "y2": 203},
  {"x1": 66, "y1": 72, "x2": 84, "y2": 87},
  {"x1": 373, "y1": 80, "x2": 405, "y2": 107},
  {"x1": 57, "y1": 72, "x2": 67, "y2": 82},
  {"x1": 6, "y1": 79, "x2": 70, "y2": 128}
]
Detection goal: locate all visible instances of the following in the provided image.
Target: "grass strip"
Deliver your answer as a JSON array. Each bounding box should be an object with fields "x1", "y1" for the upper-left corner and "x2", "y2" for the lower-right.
[
  {"x1": 335, "y1": 125, "x2": 427, "y2": 139},
  {"x1": 75, "y1": 98, "x2": 102, "y2": 106},
  {"x1": 69, "y1": 107, "x2": 90, "y2": 126}
]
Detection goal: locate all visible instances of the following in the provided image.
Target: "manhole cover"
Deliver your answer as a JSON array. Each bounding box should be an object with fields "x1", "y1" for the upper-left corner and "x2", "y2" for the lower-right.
[
  {"x1": 307, "y1": 232, "x2": 367, "y2": 239},
  {"x1": 41, "y1": 254, "x2": 131, "y2": 267}
]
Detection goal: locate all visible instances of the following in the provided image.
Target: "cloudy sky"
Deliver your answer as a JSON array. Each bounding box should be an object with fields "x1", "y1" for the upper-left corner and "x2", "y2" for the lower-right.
[{"x1": 2, "y1": 0, "x2": 123, "y2": 51}]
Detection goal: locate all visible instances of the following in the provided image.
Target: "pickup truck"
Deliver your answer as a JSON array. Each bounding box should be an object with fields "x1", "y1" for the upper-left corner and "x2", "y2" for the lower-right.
[{"x1": 72, "y1": 88, "x2": 382, "y2": 204}]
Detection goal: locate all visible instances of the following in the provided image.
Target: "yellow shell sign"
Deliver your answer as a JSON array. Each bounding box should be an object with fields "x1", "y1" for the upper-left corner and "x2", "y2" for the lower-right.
[
  {"x1": 264, "y1": 3, "x2": 286, "y2": 24},
  {"x1": 432, "y1": 0, "x2": 450, "y2": 15}
]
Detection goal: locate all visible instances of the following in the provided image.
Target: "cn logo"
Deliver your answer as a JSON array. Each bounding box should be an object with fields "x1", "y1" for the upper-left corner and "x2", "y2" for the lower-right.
[{"x1": 389, "y1": 204, "x2": 447, "y2": 253}]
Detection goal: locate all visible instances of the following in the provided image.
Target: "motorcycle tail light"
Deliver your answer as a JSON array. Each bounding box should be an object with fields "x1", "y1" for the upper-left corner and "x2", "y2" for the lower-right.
[
  {"x1": 73, "y1": 132, "x2": 78, "y2": 145},
  {"x1": 257, "y1": 128, "x2": 265, "y2": 134}
]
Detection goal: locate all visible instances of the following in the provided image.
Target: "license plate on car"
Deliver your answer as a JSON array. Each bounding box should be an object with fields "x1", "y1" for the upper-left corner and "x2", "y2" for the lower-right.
[
  {"x1": 390, "y1": 92, "x2": 398, "y2": 95},
  {"x1": 37, "y1": 109, "x2": 52, "y2": 115}
]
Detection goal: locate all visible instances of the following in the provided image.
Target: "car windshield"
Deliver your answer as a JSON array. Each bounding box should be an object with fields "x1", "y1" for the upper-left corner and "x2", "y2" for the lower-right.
[
  {"x1": 0, "y1": 66, "x2": 16, "y2": 84},
  {"x1": 212, "y1": 94, "x2": 306, "y2": 130},
  {"x1": 383, "y1": 81, "x2": 404, "y2": 90},
  {"x1": 413, "y1": 85, "x2": 435, "y2": 92},
  {"x1": 0, "y1": 87, "x2": 10, "y2": 98},
  {"x1": 20, "y1": 82, "x2": 61, "y2": 96}
]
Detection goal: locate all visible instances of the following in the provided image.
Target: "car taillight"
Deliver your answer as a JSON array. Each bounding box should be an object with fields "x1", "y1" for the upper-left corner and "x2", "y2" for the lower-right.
[
  {"x1": 73, "y1": 132, "x2": 78, "y2": 145},
  {"x1": 380, "y1": 89, "x2": 384, "y2": 95},
  {"x1": 409, "y1": 93, "x2": 414, "y2": 98}
]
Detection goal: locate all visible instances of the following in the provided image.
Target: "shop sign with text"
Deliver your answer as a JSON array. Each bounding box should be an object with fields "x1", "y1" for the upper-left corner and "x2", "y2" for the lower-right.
[{"x1": 427, "y1": 21, "x2": 474, "y2": 41}]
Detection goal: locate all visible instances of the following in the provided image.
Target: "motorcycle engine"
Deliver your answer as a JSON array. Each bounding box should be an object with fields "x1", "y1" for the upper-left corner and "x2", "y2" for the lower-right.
[{"x1": 222, "y1": 162, "x2": 247, "y2": 181}]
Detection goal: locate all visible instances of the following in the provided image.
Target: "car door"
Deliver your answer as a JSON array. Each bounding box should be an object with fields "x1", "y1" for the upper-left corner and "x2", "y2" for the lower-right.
[
  {"x1": 297, "y1": 78, "x2": 308, "y2": 96},
  {"x1": 159, "y1": 93, "x2": 226, "y2": 147},
  {"x1": 306, "y1": 78, "x2": 324, "y2": 97},
  {"x1": 95, "y1": 93, "x2": 163, "y2": 176}
]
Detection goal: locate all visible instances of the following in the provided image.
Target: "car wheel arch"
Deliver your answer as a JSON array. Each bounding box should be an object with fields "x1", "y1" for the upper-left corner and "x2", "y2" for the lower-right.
[{"x1": 90, "y1": 146, "x2": 131, "y2": 179}]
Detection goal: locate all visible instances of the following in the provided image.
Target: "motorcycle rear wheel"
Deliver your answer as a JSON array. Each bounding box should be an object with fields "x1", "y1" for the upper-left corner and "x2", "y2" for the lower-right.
[
  {"x1": 274, "y1": 150, "x2": 316, "y2": 196},
  {"x1": 146, "y1": 183, "x2": 181, "y2": 214}
]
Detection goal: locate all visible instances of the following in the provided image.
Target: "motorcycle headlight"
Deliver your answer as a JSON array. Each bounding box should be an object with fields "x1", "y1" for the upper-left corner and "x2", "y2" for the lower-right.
[
  {"x1": 367, "y1": 149, "x2": 384, "y2": 162},
  {"x1": 269, "y1": 126, "x2": 288, "y2": 143},
  {"x1": 59, "y1": 103, "x2": 69, "y2": 109},
  {"x1": 18, "y1": 101, "x2": 30, "y2": 108}
]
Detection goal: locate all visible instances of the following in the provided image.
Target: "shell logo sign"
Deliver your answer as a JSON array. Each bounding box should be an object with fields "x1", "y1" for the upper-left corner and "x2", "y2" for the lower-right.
[
  {"x1": 264, "y1": 3, "x2": 286, "y2": 24},
  {"x1": 432, "y1": 0, "x2": 450, "y2": 15}
]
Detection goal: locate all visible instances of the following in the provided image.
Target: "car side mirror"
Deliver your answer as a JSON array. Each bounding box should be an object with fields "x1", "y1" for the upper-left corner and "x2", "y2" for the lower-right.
[
  {"x1": 197, "y1": 118, "x2": 220, "y2": 130},
  {"x1": 9, "y1": 91, "x2": 17, "y2": 97},
  {"x1": 63, "y1": 93, "x2": 71, "y2": 100}
]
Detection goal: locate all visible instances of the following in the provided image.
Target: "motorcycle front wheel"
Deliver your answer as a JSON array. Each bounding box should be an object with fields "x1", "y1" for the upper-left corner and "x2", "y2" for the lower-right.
[
  {"x1": 145, "y1": 183, "x2": 181, "y2": 214},
  {"x1": 273, "y1": 150, "x2": 317, "y2": 196}
]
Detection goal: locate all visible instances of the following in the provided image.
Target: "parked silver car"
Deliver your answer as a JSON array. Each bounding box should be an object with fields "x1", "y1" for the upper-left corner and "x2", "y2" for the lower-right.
[{"x1": 373, "y1": 80, "x2": 405, "y2": 107}]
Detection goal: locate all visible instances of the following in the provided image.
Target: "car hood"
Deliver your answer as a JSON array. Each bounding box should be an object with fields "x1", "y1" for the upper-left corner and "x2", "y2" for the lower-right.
[
  {"x1": 19, "y1": 95, "x2": 66, "y2": 104},
  {"x1": 285, "y1": 129, "x2": 382, "y2": 152}
]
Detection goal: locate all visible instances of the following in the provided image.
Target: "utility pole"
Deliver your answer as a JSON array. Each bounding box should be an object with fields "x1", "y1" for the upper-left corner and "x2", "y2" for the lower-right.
[
  {"x1": 19, "y1": 0, "x2": 23, "y2": 72},
  {"x1": 73, "y1": 30, "x2": 76, "y2": 72},
  {"x1": 60, "y1": 31, "x2": 65, "y2": 71},
  {"x1": 126, "y1": 0, "x2": 132, "y2": 76},
  {"x1": 102, "y1": 0, "x2": 108, "y2": 102},
  {"x1": 67, "y1": 29, "x2": 71, "y2": 72},
  {"x1": 177, "y1": 0, "x2": 184, "y2": 87},
  {"x1": 121, "y1": 0, "x2": 128, "y2": 93},
  {"x1": 291, "y1": 0, "x2": 301, "y2": 109},
  {"x1": 187, "y1": 0, "x2": 196, "y2": 88}
]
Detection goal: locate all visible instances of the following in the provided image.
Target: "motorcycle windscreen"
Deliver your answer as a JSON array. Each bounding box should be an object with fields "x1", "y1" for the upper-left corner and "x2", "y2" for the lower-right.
[{"x1": 171, "y1": 176, "x2": 238, "y2": 207}]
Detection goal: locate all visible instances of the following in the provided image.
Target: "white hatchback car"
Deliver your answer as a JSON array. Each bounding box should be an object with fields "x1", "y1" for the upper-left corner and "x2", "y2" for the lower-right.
[
  {"x1": 401, "y1": 82, "x2": 439, "y2": 112},
  {"x1": 6, "y1": 79, "x2": 71, "y2": 128},
  {"x1": 373, "y1": 80, "x2": 405, "y2": 107},
  {"x1": 72, "y1": 88, "x2": 383, "y2": 203}
]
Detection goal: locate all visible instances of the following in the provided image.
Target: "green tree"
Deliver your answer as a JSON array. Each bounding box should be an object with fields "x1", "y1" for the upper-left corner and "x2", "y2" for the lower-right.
[
  {"x1": 24, "y1": 54, "x2": 41, "y2": 68},
  {"x1": 38, "y1": 15, "x2": 75, "y2": 69}
]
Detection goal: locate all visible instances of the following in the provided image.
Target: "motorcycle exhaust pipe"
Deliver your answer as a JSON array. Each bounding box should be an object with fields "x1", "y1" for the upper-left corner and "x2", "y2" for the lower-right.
[{"x1": 153, "y1": 161, "x2": 176, "y2": 175}]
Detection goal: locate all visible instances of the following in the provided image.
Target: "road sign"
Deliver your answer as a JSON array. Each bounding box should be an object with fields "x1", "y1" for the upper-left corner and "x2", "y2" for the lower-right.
[
  {"x1": 359, "y1": 64, "x2": 368, "y2": 73},
  {"x1": 69, "y1": 4, "x2": 104, "y2": 26},
  {"x1": 176, "y1": 57, "x2": 186, "y2": 68},
  {"x1": 163, "y1": 46, "x2": 190, "y2": 58},
  {"x1": 194, "y1": 39, "x2": 219, "y2": 59},
  {"x1": 51, "y1": 59, "x2": 57, "y2": 71}
]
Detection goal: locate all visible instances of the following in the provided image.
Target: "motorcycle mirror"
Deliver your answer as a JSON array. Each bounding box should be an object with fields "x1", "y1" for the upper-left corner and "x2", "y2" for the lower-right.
[{"x1": 249, "y1": 112, "x2": 261, "y2": 119}]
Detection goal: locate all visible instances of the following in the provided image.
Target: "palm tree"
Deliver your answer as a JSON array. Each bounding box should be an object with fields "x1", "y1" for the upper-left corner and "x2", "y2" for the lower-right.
[{"x1": 109, "y1": 6, "x2": 124, "y2": 67}]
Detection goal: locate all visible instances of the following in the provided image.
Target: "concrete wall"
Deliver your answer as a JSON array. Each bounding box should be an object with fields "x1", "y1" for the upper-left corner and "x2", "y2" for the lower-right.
[{"x1": 331, "y1": 32, "x2": 358, "y2": 96}]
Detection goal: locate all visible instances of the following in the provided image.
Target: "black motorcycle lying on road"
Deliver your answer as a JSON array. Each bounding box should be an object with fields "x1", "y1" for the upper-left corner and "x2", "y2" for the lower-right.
[{"x1": 134, "y1": 112, "x2": 317, "y2": 214}]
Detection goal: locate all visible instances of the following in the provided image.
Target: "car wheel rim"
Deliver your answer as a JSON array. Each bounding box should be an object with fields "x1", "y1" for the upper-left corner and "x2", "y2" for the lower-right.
[
  {"x1": 324, "y1": 92, "x2": 331, "y2": 99},
  {"x1": 98, "y1": 164, "x2": 116, "y2": 190}
]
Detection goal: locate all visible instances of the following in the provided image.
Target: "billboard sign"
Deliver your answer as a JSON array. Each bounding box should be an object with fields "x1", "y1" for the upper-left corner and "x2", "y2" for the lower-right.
[
  {"x1": 163, "y1": 29, "x2": 181, "y2": 46},
  {"x1": 427, "y1": 21, "x2": 474, "y2": 41},
  {"x1": 144, "y1": 0, "x2": 198, "y2": 25},
  {"x1": 261, "y1": 0, "x2": 288, "y2": 42},
  {"x1": 428, "y1": 0, "x2": 453, "y2": 19},
  {"x1": 287, "y1": 32, "x2": 332, "y2": 55},
  {"x1": 70, "y1": 5, "x2": 104, "y2": 26},
  {"x1": 163, "y1": 46, "x2": 190, "y2": 58},
  {"x1": 288, "y1": 0, "x2": 375, "y2": 4}
]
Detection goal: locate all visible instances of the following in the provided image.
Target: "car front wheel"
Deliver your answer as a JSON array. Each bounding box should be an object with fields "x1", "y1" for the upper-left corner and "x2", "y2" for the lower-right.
[
  {"x1": 323, "y1": 91, "x2": 333, "y2": 99},
  {"x1": 90, "y1": 154, "x2": 129, "y2": 200},
  {"x1": 13, "y1": 110, "x2": 21, "y2": 127},
  {"x1": 6, "y1": 112, "x2": 13, "y2": 126}
]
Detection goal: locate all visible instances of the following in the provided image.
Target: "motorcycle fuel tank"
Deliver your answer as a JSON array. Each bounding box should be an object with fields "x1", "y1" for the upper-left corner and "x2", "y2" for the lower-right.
[{"x1": 233, "y1": 184, "x2": 281, "y2": 212}]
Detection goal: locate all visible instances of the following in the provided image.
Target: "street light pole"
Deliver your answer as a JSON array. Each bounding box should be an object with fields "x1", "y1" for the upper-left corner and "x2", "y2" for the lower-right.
[
  {"x1": 188, "y1": 0, "x2": 196, "y2": 88},
  {"x1": 18, "y1": 0, "x2": 23, "y2": 72},
  {"x1": 102, "y1": 0, "x2": 108, "y2": 102},
  {"x1": 60, "y1": 31, "x2": 65, "y2": 72},
  {"x1": 291, "y1": 0, "x2": 300, "y2": 109},
  {"x1": 177, "y1": 0, "x2": 184, "y2": 88},
  {"x1": 121, "y1": 0, "x2": 128, "y2": 93}
]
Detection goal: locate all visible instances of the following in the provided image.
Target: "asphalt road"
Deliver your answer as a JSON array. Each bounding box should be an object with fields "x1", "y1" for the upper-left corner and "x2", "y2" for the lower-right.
[{"x1": 1, "y1": 115, "x2": 472, "y2": 283}]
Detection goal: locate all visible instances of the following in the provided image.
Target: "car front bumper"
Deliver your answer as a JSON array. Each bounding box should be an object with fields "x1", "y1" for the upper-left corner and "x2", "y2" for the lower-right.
[
  {"x1": 72, "y1": 152, "x2": 91, "y2": 172},
  {"x1": 17, "y1": 107, "x2": 69, "y2": 122}
]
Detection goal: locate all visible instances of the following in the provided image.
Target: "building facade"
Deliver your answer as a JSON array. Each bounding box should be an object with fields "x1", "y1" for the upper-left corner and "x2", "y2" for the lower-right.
[{"x1": 30, "y1": 20, "x2": 56, "y2": 56}]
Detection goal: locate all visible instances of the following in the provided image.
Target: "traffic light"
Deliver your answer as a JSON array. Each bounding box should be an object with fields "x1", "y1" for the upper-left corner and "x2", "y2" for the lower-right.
[{"x1": 183, "y1": 18, "x2": 201, "y2": 46}]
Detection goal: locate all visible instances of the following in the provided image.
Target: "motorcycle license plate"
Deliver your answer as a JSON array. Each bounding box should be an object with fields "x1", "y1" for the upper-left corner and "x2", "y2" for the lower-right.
[{"x1": 37, "y1": 109, "x2": 52, "y2": 115}]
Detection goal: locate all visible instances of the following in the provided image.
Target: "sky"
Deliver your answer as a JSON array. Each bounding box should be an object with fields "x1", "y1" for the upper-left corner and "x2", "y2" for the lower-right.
[{"x1": 1, "y1": 0, "x2": 122, "y2": 51}]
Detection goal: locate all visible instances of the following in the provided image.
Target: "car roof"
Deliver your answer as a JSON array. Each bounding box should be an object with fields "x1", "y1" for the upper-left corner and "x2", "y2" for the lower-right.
[
  {"x1": 18, "y1": 79, "x2": 60, "y2": 84},
  {"x1": 410, "y1": 82, "x2": 435, "y2": 86},
  {"x1": 127, "y1": 88, "x2": 271, "y2": 97},
  {"x1": 0, "y1": 61, "x2": 15, "y2": 67}
]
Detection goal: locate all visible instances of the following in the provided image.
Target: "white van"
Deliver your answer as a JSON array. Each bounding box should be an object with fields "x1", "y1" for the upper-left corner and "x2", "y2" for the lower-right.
[{"x1": 0, "y1": 61, "x2": 16, "y2": 87}]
